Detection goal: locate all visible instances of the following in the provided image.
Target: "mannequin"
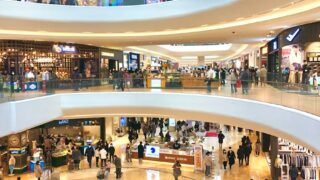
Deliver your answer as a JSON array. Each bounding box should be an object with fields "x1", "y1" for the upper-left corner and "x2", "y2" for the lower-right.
[{"x1": 275, "y1": 155, "x2": 283, "y2": 179}]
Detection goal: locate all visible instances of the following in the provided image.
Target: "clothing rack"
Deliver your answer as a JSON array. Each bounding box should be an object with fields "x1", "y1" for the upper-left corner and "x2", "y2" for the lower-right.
[{"x1": 301, "y1": 166, "x2": 318, "y2": 180}]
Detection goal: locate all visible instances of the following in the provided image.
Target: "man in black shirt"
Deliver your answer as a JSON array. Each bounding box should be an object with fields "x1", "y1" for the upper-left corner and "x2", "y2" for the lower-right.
[{"x1": 85, "y1": 144, "x2": 95, "y2": 168}]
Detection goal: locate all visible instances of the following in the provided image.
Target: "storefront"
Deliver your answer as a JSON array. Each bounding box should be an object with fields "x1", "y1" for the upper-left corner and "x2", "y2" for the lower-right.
[
  {"x1": 266, "y1": 22, "x2": 320, "y2": 87},
  {"x1": 0, "y1": 40, "x2": 100, "y2": 79},
  {"x1": 100, "y1": 48, "x2": 124, "y2": 77}
]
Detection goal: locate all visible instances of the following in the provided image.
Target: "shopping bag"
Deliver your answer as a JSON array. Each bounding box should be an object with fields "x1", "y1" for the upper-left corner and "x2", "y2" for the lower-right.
[{"x1": 236, "y1": 79, "x2": 241, "y2": 88}]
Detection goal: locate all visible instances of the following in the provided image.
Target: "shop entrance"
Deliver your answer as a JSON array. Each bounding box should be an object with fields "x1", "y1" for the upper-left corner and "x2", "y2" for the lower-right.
[{"x1": 108, "y1": 59, "x2": 119, "y2": 71}]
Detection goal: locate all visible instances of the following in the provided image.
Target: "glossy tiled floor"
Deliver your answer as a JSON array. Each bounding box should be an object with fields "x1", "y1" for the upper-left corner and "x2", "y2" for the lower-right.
[{"x1": 5, "y1": 129, "x2": 271, "y2": 180}]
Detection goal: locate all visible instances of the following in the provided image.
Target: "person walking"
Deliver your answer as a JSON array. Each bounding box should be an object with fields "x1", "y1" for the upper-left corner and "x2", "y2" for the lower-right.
[
  {"x1": 205, "y1": 67, "x2": 215, "y2": 93},
  {"x1": 237, "y1": 145, "x2": 244, "y2": 166},
  {"x1": 85, "y1": 144, "x2": 95, "y2": 168},
  {"x1": 138, "y1": 142, "x2": 144, "y2": 164},
  {"x1": 289, "y1": 165, "x2": 299, "y2": 180},
  {"x1": 227, "y1": 147, "x2": 235, "y2": 170},
  {"x1": 126, "y1": 144, "x2": 132, "y2": 163},
  {"x1": 222, "y1": 149, "x2": 228, "y2": 170},
  {"x1": 8, "y1": 155, "x2": 16, "y2": 176},
  {"x1": 108, "y1": 143, "x2": 115, "y2": 163},
  {"x1": 243, "y1": 143, "x2": 252, "y2": 166},
  {"x1": 203, "y1": 152, "x2": 213, "y2": 177},
  {"x1": 230, "y1": 68, "x2": 238, "y2": 94},
  {"x1": 114, "y1": 155, "x2": 122, "y2": 179},
  {"x1": 240, "y1": 67, "x2": 250, "y2": 95},
  {"x1": 172, "y1": 160, "x2": 182, "y2": 180},
  {"x1": 95, "y1": 147, "x2": 100, "y2": 168},
  {"x1": 34, "y1": 161, "x2": 43, "y2": 180},
  {"x1": 260, "y1": 65, "x2": 267, "y2": 87},
  {"x1": 72, "y1": 147, "x2": 81, "y2": 170},
  {"x1": 255, "y1": 139, "x2": 261, "y2": 156},
  {"x1": 218, "y1": 131, "x2": 225, "y2": 149},
  {"x1": 100, "y1": 147, "x2": 107, "y2": 167}
]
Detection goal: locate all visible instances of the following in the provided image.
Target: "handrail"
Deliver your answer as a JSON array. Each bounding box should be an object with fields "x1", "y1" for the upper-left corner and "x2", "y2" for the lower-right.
[
  {"x1": 12, "y1": 0, "x2": 174, "y2": 7},
  {"x1": 0, "y1": 77, "x2": 319, "y2": 116}
]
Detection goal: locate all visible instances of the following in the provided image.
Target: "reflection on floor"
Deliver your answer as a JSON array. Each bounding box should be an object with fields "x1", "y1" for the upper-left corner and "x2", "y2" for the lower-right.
[
  {"x1": 5, "y1": 129, "x2": 271, "y2": 180},
  {"x1": 2, "y1": 83, "x2": 320, "y2": 116}
]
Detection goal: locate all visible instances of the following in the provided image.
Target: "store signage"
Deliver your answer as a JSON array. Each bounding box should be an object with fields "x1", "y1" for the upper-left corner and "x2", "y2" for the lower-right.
[
  {"x1": 146, "y1": 146, "x2": 160, "y2": 158},
  {"x1": 261, "y1": 47, "x2": 268, "y2": 54},
  {"x1": 52, "y1": 45, "x2": 76, "y2": 54},
  {"x1": 34, "y1": 58, "x2": 54, "y2": 63},
  {"x1": 58, "y1": 120, "x2": 69, "y2": 125},
  {"x1": 169, "y1": 118, "x2": 176, "y2": 127},
  {"x1": 273, "y1": 41, "x2": 278, "y2": 50},
  {"x1": 25, "y1": 82, "x2": 38, "y2": 91},
  {"x1": 194, "y1": 145, "x2": 203, "y2": 171},
  {"x1": 286, "y1": 28, "x2": 300, "y2": 42},
  {"x1": 101, "y1": 52, "x2": 114, "y2": 57}
]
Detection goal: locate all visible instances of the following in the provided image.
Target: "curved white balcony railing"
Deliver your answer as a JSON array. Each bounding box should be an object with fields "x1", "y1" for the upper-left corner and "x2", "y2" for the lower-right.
[{"x1": 0, "y1": 80, "x2": 319, "y2": 153}]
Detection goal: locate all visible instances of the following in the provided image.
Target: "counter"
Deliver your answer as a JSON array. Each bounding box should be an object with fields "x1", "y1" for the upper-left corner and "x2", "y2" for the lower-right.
[
  {"x1": 147, "y1": 78, "x2": 166, "y2": 88},
  {"x1": 52, "y1": 150, "x2": 68, "y2": 167},
  {"x1": 132, "y1": 148, "x2": 194, "y2": 165},
  {"x1": 181, "y1": 76, "x2": 220, "y2": 89}
]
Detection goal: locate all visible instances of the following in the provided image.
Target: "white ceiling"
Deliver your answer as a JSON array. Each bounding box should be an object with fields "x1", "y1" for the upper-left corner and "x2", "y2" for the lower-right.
[{"x1": 0, "y1": 0, "x2": 320, "y2": 62}]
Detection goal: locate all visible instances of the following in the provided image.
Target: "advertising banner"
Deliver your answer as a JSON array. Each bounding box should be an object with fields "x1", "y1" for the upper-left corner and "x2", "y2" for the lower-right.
[{"x1": 193, "y1": 145, "x2": 203, "y2": 171}]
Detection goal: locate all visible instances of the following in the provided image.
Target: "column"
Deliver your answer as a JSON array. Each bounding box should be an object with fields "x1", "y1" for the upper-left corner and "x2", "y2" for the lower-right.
[
  {"x1": 270, "y1": 135, "x2": 279, "y2": 180},
  {"x1": 197, "y1": 56, "x2": 205, "y2": 66},
  {"x1": 105, "y1": 117, "x2": 113, "y2": 142},
  {"x1": 100, "y1": 118, "x2": 106, "y2": 142}
]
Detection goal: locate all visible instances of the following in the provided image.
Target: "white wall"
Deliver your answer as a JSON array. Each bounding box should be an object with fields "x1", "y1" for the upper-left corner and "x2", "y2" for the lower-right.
[{"x1": 1, "y1": 92, "x2": 320, "y2": 153}]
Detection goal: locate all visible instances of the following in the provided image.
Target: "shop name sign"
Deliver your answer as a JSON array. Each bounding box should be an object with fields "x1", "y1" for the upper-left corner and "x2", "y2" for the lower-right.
[
  {"x1": 52, "y1": 45, "x2": 76, "y2": 54},
  {"x1": 34, "y1": 58, "x2": 54, "y2": 63},
  {"x1": 101, "y1": 52, "x2": 114, "y2": 57},
  {"x1": 286, "y1": 28, "x2": 300, "y2": 42}
]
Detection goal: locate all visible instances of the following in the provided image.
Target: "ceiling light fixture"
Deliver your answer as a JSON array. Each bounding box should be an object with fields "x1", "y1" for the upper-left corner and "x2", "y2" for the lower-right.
[
  {"x1": 159, "y1": 44, "x2": 232, "y2": 52},
  {"x1": 0, "y1": 1, "x2": 319, "y2": 38}
]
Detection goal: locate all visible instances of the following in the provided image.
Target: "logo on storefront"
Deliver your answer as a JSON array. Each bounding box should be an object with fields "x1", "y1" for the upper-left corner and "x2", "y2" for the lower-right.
[
  {"x1": 101, "y1": 52, "x2": 114, "y2": 57},
  {"x1": 52, "y1": 45, "x2": 76, "y2": 54},
  {"x1": 286, "y1": 28, "x2": 300, "y2": 42}
]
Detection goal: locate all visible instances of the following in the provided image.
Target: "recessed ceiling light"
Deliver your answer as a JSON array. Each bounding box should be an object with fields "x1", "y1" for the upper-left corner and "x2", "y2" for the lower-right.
[
  {"x1": 201, "y1": 24, "x2": 209, "y2": 27},
  {"x1": 273, "y1": 8, "x2": 280, "y2": 11}
]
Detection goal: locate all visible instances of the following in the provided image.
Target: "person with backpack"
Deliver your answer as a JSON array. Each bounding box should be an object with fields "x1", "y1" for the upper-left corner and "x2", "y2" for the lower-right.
[
  {"x1": 72, "y1": 147, "x2": 81, "y2": 170},
  {"x1": 237, "y1": 145, "x2": 244, "y2": 166},
  {"x1": 227, "y1": 147, "x2": 236, "y2": 170}
]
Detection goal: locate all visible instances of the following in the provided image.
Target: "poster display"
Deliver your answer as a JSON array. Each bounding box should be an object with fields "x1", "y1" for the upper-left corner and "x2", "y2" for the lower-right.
[
  {"x1": 281, "y1": 44, "x2": 304, "y2": 71},
  {"x1": 193, "y1": 145, "x2": 203, "y2": 171},
  {"x1": 146, "y1": 146, "x2": 160, "y2": 158},
  {"x1": 129, "y1": 53, "x2": 140, "y2": 71}
]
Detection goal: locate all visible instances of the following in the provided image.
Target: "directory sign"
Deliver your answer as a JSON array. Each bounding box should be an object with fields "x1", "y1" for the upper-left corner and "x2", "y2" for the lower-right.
[{"x1": 146, "y1": 146, "x2": 160, "y2": 158}]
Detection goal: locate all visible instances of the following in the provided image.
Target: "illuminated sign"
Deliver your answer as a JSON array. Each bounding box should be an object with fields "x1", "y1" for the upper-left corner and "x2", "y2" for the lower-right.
[
  {"x1": 52, "y1": 45, "x2": 76, "y2": 54},
  {"x1": 146, "y1": 146, "x2": 160, "y2": 158},
  {"x1": 58, "y1": 120, "x2": 69, "y2": 125},
  {"x1": 273, "y1": 41, "x2": 278, "y2": 50},
  {"x1": 34, "y1": 58, "x2": 54, "y2": 63},
  {"x1": 262, "y1": 47, "x2": 268, "y2": 54},
  {"x1": 101, "y1": 52, "x2": 115, "y2": 57},
  {"x1": 286, "y1": 28, "x2": 300, "y2": 42}
]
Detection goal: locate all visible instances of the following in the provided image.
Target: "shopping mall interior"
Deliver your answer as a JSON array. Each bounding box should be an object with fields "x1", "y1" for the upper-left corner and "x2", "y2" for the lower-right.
[{"x1": 0, "y1": 0, "x2": 320, "y2": 180}]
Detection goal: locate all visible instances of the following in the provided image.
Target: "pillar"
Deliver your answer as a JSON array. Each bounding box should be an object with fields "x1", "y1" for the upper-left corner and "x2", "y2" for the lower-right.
[
  {"x1": 100, "y1": 118, "x2": 106, "y2": 142},
  {"x1": 270, "y1": 135, "x2": 279, "y2": 180},
  {"x1": 105, "y1": 117, "x2": 113, "y2": 142},
  {"x1": 197, "y1": 56, "x2": 205, "y2": 66}
]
